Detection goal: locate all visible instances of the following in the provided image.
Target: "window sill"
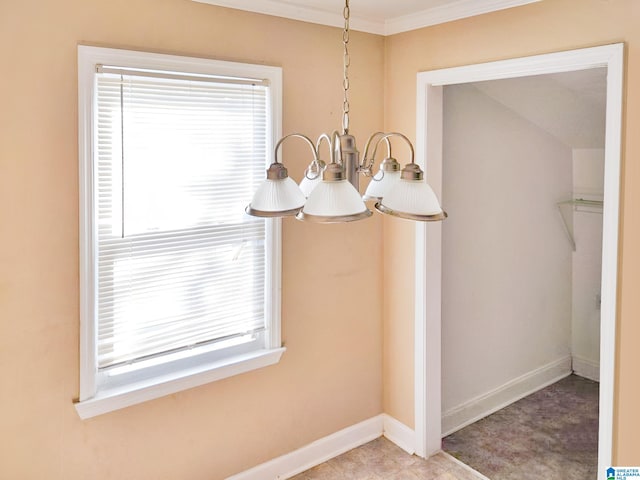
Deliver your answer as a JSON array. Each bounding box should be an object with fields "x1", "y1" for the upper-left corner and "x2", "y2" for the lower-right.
[{"x1": 74, "y1": 347, "x2": 286, "y2": 419}]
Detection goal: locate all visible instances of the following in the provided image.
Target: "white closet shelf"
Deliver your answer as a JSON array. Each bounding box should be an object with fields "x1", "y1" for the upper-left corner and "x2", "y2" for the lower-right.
[{"x1": 556, "y1": 198, "x2": 603, "y2": 251}]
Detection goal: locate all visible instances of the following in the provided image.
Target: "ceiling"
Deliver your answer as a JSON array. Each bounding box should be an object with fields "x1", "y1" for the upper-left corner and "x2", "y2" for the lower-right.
[
  {"x1": 471, "y1": 68, "x2": 607, "y2": 149},
  {"x1": 193, "y1": 0, "x2": 542, "y2": 35},
  {"x1": 191, "y1": 0, "x2": 606, "y2": 147}
]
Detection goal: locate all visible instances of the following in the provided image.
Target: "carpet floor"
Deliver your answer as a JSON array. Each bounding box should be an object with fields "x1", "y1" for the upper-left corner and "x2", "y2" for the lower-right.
[{"x1": 443, "y1": 374, "x2": 599, "y2": 480}]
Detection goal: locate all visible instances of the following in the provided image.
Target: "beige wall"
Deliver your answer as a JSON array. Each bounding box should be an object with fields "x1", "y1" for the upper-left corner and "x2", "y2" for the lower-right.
[
  {"x1": 0, "y1": 1, "x2": 384, "y2": 478},
  {"x1": 383, "y1": 0, "x2": 640, "y2": 463}
]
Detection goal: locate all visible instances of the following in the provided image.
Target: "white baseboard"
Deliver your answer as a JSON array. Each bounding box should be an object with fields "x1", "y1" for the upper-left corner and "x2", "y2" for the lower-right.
[
  {"x1": 225, "y1": 416, "x2": 383, "y2": 480},
  {"x1": 226, "y1": 414, "x2": 417, "y2": 480},
  {"x1": 382, "y1": 414, "x2": 416, "y2": 454},
  {"x1": 572, "y1": 354, "x2": 600, "y2": 382},
  {"x1": 442, "y1": 355, "x2": 572, "y2": 436}
]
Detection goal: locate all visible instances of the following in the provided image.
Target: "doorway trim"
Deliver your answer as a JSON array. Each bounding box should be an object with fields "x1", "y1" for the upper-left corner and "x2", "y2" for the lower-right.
[{"x1": 413, "y1": 43, "x2": 624, "y2": 476}]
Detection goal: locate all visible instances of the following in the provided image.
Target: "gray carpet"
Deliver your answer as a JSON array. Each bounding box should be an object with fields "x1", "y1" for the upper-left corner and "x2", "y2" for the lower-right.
[{"x1": 443, "y1": 374, "x2": 599, "y2": 480}]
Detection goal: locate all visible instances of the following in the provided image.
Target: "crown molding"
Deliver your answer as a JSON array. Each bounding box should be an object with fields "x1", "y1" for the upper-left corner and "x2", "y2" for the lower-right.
[
  {"x1": 193, "y1": 0, "x2": 541, "y2": 36},
  {"x1": 384, "y1": 0, "x2": 541, "y2": 35},
  {"x1": 192, "y1": 0, "x2": 386, "y2": 35}
]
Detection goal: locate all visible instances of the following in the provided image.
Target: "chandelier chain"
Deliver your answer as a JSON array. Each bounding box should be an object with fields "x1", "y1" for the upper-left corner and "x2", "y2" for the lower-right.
[{"x1": 342, "y1": 0, "x2": 350, "y2": 134}]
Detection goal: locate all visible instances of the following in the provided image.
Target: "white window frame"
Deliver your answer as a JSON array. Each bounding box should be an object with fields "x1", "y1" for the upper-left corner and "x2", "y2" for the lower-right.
[{"x1": 76, "y1": 46, "x2": 284, "y2": 419}]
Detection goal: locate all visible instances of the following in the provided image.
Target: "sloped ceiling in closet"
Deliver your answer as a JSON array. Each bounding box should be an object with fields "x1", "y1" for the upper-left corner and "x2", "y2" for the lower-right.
[{"x1": 472, "y1": 68, "x2": 607, "y2": 149}]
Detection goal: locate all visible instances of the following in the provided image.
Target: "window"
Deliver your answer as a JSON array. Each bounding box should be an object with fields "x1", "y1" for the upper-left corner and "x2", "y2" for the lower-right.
[{"x1": 76, "y1": 46, "x2": 284, "y2": 419}]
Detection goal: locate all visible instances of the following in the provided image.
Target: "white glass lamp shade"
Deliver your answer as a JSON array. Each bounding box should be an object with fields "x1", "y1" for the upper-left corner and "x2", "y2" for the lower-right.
[
  {"x1": 296, "y1": 179, "x2": 372, "y2": 223},
  {"x1": 246, "y1": 177, "x2": 306, "y2": 217},
  {"x1": 299, "y1": 160, "x2": 326, "y2": 197},
  {"x1": 363, "y1": 169, "x2": 401, "y2": 201},
  {"x1": 376, "y1": 179, "x2": 446, "y2": 221},
  {"x1": 299, "y1": 172, "x2": 323, "y2": 197}
]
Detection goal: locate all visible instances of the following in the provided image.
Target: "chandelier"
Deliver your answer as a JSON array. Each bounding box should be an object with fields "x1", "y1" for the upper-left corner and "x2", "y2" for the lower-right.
[{"x1": 246, "y1": 0, "x2": 446, "y2": 223}]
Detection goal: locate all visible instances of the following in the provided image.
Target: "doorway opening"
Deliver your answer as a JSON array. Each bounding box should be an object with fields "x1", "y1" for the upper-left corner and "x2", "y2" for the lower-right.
[
  {"x1": 413, "y1": 44, "x2": 623, "y2": 478},
  {"x1": 440, "y1": 68, "x2": 607, "y2": 478}
]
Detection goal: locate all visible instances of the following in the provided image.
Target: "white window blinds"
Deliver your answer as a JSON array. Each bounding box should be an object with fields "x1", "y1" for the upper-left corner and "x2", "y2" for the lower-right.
[{"x1": 95, "y1": 69, "x2": 269, "y2": 370}]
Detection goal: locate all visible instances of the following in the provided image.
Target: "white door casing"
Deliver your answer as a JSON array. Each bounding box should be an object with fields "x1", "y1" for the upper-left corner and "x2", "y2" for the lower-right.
[{"x1": 414, "y1": 43, "x2": 624, "y2": 477}]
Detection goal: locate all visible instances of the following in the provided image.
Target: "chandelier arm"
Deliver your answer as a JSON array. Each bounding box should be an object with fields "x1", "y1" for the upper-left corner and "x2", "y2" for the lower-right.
[
  {"x1": 370, "y1": 135, "x2": 395, "y2": 165},
  {"x1": 316, "y1": 133, "x2": 336, "y2": 164},
  {"x1": 372, "y1": 132, "x2": 415, "y2": 165},
  {"x1": 362, "y1": 131, "x2": 385, "y2": 164},
  {"x1": 361, "y1": 132, "x2": 393, "y2": 175},
  {"x1": 361, "y1": 131, "x2": 385, "y2": 175},
  {"x1": 274, "y1": 133, "x2": 319, "y2": 165},
  {"x1": 297, "y1": 133, "x2": 332, "y2": 181},
  {"x1": 331, "y1": 130, "x2": 343, "y2": 165}
]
